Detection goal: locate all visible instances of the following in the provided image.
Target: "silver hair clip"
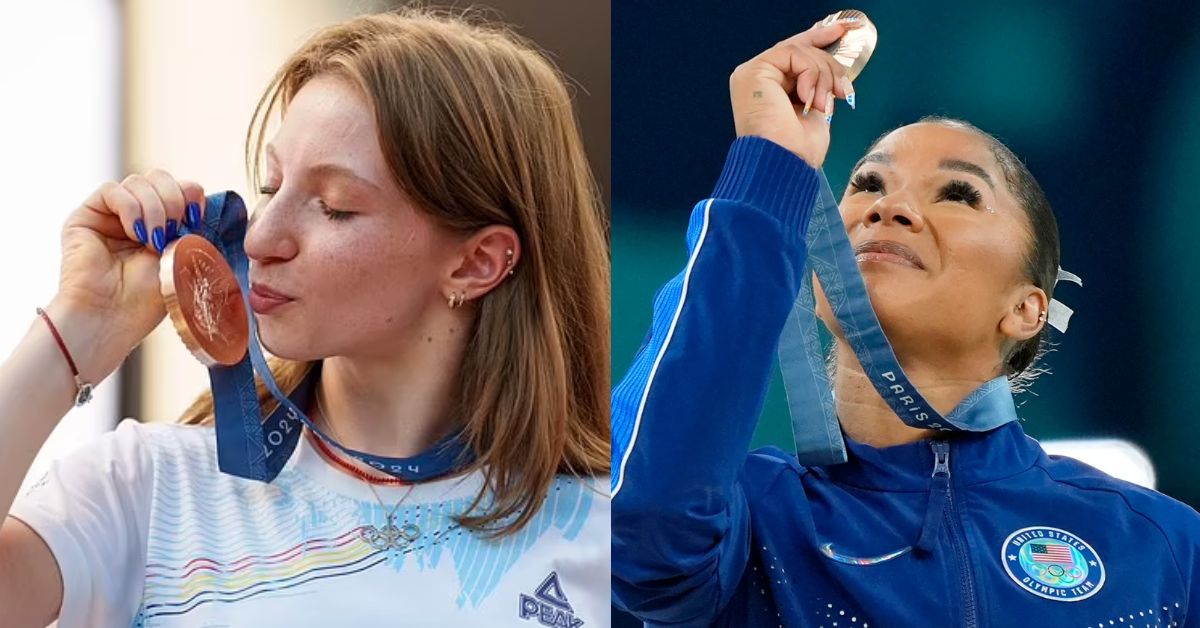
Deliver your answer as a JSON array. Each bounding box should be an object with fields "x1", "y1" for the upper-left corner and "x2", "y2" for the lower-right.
[{"x1": 1046, "y1": 267, "x2": 1082, "y2": 333}]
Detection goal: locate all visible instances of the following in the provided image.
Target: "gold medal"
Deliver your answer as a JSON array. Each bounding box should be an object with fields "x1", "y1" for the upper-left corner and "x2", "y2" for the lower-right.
[
  {"x1": 820, "y1": 10, "x2": 878, "y2": 82},
  {"x1": 160, "y1": 235, "x2": 250, "y2": 366}
]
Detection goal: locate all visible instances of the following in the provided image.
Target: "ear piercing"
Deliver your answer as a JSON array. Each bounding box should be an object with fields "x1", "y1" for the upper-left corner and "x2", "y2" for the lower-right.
[
  {"x1": 1022, "y1": 301, "x2": 1048, "y2": 324},
  {"x1": 447, "y1": 249, "x2": 514, "y2": 309},
  {"x1": 986, "y1": 205, "x2": 994, "y2": 214}
]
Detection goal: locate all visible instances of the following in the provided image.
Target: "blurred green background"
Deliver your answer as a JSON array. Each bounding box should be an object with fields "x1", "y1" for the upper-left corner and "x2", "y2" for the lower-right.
[{"x1": 613, "y1": 0, "x2": 1200, "y2": 503}]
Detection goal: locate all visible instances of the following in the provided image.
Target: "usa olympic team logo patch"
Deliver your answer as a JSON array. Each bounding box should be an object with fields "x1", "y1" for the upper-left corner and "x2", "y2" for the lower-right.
[{"x1": 1002, "y1": 526, "x2": 1105, "y2": 602}]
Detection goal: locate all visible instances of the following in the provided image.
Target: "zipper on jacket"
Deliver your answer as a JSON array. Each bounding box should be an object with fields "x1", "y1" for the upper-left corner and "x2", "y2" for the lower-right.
[
  {"x1": 914, "y1": 441, "x2": 951, "y2": 553},
  {"x1": 927, "y1": 440, "x2": 979, "y2": 628}
]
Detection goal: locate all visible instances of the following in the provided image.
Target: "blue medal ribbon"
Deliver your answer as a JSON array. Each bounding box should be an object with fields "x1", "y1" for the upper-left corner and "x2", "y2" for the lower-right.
[
  {"x1": 179, "y1": 192, "x2": 474, "y2": 483},
  {"x1": 779, "y1": 170, "x2": 1018, "y2": 467}
]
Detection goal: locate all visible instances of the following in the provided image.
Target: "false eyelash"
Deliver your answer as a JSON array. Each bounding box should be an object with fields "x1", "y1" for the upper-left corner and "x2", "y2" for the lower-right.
[
  {"x1": 848, "y1": 171, "x2": 885, "y2": 194},
  {"x1": 850, "y1": 172, "x2": 984, "y2": 210},
  {"x1": 940, "y1": 179, "x2": 982, "y2": 208}
]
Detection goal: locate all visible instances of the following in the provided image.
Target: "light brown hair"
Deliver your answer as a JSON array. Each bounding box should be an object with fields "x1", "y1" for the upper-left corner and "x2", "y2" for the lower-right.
[{"x1": 179, "y1": 8, "x2": 611, "y2": 538}]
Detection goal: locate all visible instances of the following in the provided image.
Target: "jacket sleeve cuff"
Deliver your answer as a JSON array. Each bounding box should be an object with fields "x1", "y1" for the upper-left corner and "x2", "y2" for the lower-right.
[{"x1": 711, "y1": 136, "x2": 822, "y2": 235}]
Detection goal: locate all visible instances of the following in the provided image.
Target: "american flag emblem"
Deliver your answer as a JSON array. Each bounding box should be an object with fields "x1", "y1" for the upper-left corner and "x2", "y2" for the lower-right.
[
  {"x1": 1029, "y1": 543, "x2": 1075, "y2": 566},
  {"x1": 1003, "y1": 527, "x2": 1104, "y2": 602}
]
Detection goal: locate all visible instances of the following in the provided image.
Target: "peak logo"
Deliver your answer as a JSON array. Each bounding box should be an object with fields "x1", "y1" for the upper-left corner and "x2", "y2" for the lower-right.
[{"x1": 519, "y1": 572, "x2": 583, "y2": 628}]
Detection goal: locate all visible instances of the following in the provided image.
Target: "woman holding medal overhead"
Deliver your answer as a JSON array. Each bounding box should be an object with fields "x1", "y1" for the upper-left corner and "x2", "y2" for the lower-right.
[
  {"x1": 612, "y1": 13, "x2": 1200, "y2": 628},
  {"x1": 0, "y1": 9, "x2": 609, "y2": 628}
]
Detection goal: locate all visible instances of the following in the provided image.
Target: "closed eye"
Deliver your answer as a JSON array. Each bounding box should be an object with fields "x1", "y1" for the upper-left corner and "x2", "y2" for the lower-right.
[
  {"x1": 319, "y1": 200, "x2": 353, "y2": 222},
  {"x1": 258, "y1": 185, "x2": 353, "y2": 221}
]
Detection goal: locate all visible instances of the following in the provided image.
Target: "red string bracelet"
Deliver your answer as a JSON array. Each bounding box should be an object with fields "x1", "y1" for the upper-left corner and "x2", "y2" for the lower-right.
[{"x1": 36, "y1": 307, "x2": 95, "y2": 407}]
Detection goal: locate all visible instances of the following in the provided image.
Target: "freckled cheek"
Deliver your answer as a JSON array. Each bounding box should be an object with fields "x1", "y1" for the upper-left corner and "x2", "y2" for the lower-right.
[
  {"x1": 325, "y1": 248, "x2": 433, "y2": 304},
  {"x1": 304, "y1": 267, "x2": 370, "y2": 322},
  {"x1": 308, "y1": 242, "x2": 382, "y2": 296}
]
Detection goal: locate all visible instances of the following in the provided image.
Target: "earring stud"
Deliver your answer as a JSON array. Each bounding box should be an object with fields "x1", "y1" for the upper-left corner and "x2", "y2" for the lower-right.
[{"x1": 505, "y1": 248, "x2": 515, "y2": 276}]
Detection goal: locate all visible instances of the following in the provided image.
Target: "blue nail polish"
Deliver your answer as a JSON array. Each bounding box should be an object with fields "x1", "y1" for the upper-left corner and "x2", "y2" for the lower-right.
[
  {"x1": 826, "y1": 114, "x2": 834, "y2": 125},
  {"x1": 133, "y1": 219, "x2": 148, "y2": 244},
  {"x1": 167, "y1": 219, "x2": 178, "y2": 241},
  {"x1": 186, "y1": 202, "x2": 200, "y2": 228},
  {"x1": 847, "y1": 93, "x2": 856, "y2": 109},
  {"x1": 153, "y1": 227, "x2": 166, "y2": 253}
]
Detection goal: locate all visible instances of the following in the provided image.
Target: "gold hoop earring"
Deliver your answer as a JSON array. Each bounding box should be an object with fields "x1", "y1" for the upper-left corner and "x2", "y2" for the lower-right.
[{"x1": 448, "y1": 293, "x2": 464, "y2": 309}]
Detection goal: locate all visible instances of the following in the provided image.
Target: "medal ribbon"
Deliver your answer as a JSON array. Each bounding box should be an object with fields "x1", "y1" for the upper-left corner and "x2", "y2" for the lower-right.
[
  {"x1": 779, "y1": 170, "x2": 1018, "y2": 467},
  {"x1": 179, "y1": 191, "x2": 474, "y2": 483}
]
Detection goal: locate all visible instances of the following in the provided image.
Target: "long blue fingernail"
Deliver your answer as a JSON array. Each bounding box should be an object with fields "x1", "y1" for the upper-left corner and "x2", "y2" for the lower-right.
[
  {"x1": 847, "y1": 93, "x2": 856, "y2": 109},
  {"x1": 153, "y1": 227, "x2": 166, "y2": 253},
  {"x1": 134, "y1": 219, "x2": 148, "y2": 244},
  {"x1": 166, "y1": 219, "x2": 178, "y2": 241},
  {"x1": 186, "y1": 202, "x2": 200, "y2": 228}
]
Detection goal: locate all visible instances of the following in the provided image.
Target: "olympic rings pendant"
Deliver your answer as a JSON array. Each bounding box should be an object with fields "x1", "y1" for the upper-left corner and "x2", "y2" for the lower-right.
[{"x1": 361, "y1": 521, "x2": 421, "y2": 551}]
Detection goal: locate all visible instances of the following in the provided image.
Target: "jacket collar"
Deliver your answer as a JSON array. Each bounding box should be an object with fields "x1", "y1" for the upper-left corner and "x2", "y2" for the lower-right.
[{"x1": 815, "y1": 420, "x2": 1043, "y2": 492}]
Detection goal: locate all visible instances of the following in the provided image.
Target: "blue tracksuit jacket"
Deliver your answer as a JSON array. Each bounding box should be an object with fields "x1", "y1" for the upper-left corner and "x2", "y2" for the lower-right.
[{"x1": 611, "y1": 136, "x2": 1200, "y2": 628}]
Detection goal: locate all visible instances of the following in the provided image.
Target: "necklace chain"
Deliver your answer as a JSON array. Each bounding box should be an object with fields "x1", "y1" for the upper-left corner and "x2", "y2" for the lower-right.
[
  {"x1": 308, "y1": 428, "x2": 408, "y2": 486},
  {"x1": 314, "y1": 385, "x2": 420, "y2": 550}
]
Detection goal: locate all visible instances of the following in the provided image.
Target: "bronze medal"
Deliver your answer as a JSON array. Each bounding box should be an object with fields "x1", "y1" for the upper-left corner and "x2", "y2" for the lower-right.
[
  {"x1": 160, "y1": 235, "x2": 250, "y2": 366},
  {"x1": 820, "y1": 10, "x2": 878, "y2": 82}
]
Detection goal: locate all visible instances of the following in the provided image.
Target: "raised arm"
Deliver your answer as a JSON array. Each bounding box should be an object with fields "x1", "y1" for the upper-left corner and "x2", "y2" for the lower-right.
[
  {"x1": 611, "y1": 136, "x2": 824, "y2": 626},
  {"x1": 0, "y1": 172, "x2": 205, "y2": 627},
  {"x1": 609, "y1": 19, "x2": 857, "y2": 626}
]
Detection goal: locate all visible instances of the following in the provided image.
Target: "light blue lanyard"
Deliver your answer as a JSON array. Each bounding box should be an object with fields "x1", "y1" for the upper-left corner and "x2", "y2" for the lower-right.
[{"x1": 778, "y1": 171, "x2": 1018, "y2": 467}]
